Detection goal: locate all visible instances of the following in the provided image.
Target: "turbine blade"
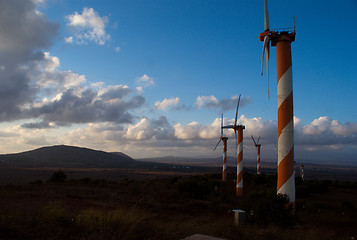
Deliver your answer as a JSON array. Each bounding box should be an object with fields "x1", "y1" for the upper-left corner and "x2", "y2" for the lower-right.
[
  {"x1": 264, "y1": 0, "x2": 269, "y2": 31},
  {"x1": 235, "y1": 94, "x2": 241, "y2": 126},
  {"x1": 266, "y1": 39, "x2": 270, "y2": 99},
  {"x1": 261, "y1": 36, "x2": 269, "y2": 76},
  {"x1": 235, "y1": 129, "x2": 237, "y2": 148},
  {"x1": 261, "y1": 41, "x2": 266, "y2": 76},
  {"x1": 251, "y1": 135, "x2": 257, "y2": 145},
  {"x1": 222, "y1": 125, "x2": 234, "y2": 129},
  {"x1": 221, "y1": 113, "x2": 223, "y2": 137},
  {"x1": 257, "y1": 136, "x2": 261, "y2": 144},
  {"x1": 214, "y1": 139, "x2": 222, "y2": 151}
]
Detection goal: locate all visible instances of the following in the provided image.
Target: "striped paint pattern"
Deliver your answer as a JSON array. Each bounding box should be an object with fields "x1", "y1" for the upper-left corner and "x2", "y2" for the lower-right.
[
  {"x1": 222, "y1": 137, "x2": 228, "y2": 181},
  {"x1": 276, "y1": 37, "x2": 295, "y2": 203},
  {"x1": 256, "y1": 145, "x2": 261, "y2": 174},
  {"x1": 236, "y1": 126, "x2": 244, "y2": 196}
]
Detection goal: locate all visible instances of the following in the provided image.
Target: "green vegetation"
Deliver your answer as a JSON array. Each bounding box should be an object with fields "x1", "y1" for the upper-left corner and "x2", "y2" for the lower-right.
[{"x1": 0, "y1": 172, "x2": 356, "y2": 239}]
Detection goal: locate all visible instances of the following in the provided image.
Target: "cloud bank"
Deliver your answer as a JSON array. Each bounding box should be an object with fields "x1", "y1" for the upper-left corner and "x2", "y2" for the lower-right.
[
  {"x1": 8, "y1": 115, "x2": 350, "y2": 159},
  {"x1": 0, "y1": 1, "x2": 144, "y2": 127}
]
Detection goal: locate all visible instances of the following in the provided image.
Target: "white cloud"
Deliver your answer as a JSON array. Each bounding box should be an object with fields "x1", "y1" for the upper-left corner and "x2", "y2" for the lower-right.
[
  {"x1": 43, "y1": 52, "x2": 60, "y2": 72},
  {"x1": 34, "y1": 52, "x2": 87, "y2": 91},
  {"x1": 294, "y1": 116, "x2": 302, "y2": 127},
  {"x1": 115, "y1": 46, "x2": 120, "y2": 52},
  {"x1": 136, "y1": 86, "x2": 143, "y2": 95},
  {"x1": 0, "y1": 124, "x2": 55, "y2": 153},
  {"x1": 195, "y1": 95, "x2": 250, "y2": 111},
  {"x1": 154, "y1": 97, "x2": 179, "y2": 111},
  {"x1": 135, "y1": 74, "x2": 155, "y2": 87},
  {"x1": 65, "y1": 7, "x2": 110, "y2": 45},
  {"x1": 303, "y1": 116, "x2": 331, "y2": 135},
  {"x1": 125, "y1": 118, "x2": 152, "y2": 140},
  {"x1": 174, "y1": 122, "x2": 203, "y2": 140},
  {"x1": 296, "y1": 117, "x2": 357, "y2": 147},
  {"x1": 331, "y1": 120, "x2": 357, "y2": 137},
  {"x1": 32, "y1": 0, "x2": 46, "y2": 4},
  {"x1": 124, "y1": 116, "x2": 174, "y2": 141},
  {"x1": 196, "y1": 95, "x2": 218, "y2": 109},
  {"x1": 64, "y1": 36, "x2": 73, "y2": 43}
]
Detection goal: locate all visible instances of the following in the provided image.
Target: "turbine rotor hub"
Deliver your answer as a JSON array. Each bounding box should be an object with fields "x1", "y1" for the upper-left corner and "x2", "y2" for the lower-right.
[{"x1": 259, "y1": 30, "x2": 270, "y2": 41}]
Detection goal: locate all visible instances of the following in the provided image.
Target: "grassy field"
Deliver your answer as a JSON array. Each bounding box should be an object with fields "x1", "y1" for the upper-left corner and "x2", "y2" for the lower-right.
[{"x1": 0, "y1": 172, "x2": 356, "y2": 240}]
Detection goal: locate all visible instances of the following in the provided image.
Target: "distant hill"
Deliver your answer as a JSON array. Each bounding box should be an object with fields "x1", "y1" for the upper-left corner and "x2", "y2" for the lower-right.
[{"x1": 0, "y1": 145, "x2": 144, "y2": 168}]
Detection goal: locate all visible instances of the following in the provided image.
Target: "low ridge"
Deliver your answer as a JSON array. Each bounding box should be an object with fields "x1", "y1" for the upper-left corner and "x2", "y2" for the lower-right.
[{"x1": 0, "y1": 145, "x2": 139, "y2": 168}]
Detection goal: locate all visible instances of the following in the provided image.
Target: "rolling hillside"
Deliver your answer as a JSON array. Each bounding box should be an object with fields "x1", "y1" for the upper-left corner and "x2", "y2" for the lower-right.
[{"x1": 0, "y1": 145, "x2": 141, "y2": 168}]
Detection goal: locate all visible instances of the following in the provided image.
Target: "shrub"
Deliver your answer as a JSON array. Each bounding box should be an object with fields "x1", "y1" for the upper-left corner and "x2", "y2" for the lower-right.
[
  {"x1": 177, "y1": 175, "x2": 216, "y2": 199},
  {"x1": 48, "y1": 170, "x2": 67, "y2": 183},
  {"x1": 242, "y1": 190, "x2": 294, "y2": 226}
]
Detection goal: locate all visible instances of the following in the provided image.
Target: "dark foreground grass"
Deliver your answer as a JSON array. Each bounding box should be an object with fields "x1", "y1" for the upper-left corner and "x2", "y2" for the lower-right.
[{"x1": 0, "y1": 173, "x2": 356, "y2": 240}]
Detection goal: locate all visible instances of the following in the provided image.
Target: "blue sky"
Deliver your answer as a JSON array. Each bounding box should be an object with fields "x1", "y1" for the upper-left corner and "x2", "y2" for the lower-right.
[{"x1": 0, "y1": 0, "x2": 356, "y2": 162}]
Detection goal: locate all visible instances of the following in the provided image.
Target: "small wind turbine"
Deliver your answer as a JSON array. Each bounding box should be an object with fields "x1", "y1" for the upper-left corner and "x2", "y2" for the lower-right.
[
  {"x1": 300, "y1": 164, "x2": 304, "y2": 181},
  {"x1": 214, "y1": 114, "x2": 228, "y2": 181},
  {"x1": 222, "y1": 94, "x2": 245, "y2": 197},
  {"x1": 259, "y1": 0, "x2": 296, "y2": 205},
  {"x1": 251, "y1": 135, "x2": 261, "y2": 175}
]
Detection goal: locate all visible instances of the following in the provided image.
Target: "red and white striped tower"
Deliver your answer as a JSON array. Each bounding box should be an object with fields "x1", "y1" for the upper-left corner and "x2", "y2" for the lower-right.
[
  {"x1": 256, "y1": 144, "x2": 261, "y2": 174},
  {"x1": 259, "y1": 0, "x2": 296, "y2": 205},
  {"x1": 274, "y1": 32, "x2": 295, "y2": 204},
  {"x1": 214, "y1": 114, "x2": 229, "y2": 181},
  {"x1": 222, "y1": 95, "x2": 245, "y2": 196},
  {"x1": 300, "y1": 164, "x2": 304, "y2": 181},
  {"x1": 222, "y1": 137, "x2": 228, "y2": 181},
  {"x1": 251, "y1": 135, "x2": 262, "y2": 175},
  {"x1": 235, "y1": 125, "x2": 245, "y2": 196}
]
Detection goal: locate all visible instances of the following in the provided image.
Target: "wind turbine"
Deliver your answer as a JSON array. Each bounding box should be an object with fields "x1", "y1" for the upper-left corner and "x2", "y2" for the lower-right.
[
  {"x1": 251, "y1": 135, "x2": 261, "y2": 175},
  {"x1": 259, "y1": 0, "x2": 296, "y2": 205},
  {"x1": 214, "y1": 114, "x2": 228, "y2": 181},
  {"x1": 300, "y1": 164, "x2": 304, "y2": 181},
  {"x1": 222, "y1": 94, "x2": 245, "y2": 197}
]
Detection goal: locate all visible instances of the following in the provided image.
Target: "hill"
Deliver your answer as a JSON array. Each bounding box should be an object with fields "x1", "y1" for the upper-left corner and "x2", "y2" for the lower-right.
[{"x1": 0, "y1": 145, "x2": 141, "y2": 168}]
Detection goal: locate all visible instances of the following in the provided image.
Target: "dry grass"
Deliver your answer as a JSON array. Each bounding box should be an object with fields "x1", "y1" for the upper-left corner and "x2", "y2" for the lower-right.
[{"x1": 0, "y1": 173, "x2": 356, "y2": 240}]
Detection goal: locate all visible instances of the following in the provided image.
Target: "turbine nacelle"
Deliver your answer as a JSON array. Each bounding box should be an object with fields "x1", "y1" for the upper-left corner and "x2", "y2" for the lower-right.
[
  {"x1": 258, "y1": 31, "x2": 270, "y2": 42},
  {"x1": 251, "y1": 135, "x2": 261, "y2": 147}
]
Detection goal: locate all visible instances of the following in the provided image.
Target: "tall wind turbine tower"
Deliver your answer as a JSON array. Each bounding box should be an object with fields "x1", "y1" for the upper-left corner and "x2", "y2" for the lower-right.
[
  {"x1": 223, "y1": 95, "x2": 245, "y2": 196},
  {"x1": 259, "y1": 0, "x2": 296, "y2": 205},
  {"x1": 251, "y1": 135, "x2": 261, "y2": 175},
  {"x1": 214, "y1": 114, "x2": 228, "y2": 181}
]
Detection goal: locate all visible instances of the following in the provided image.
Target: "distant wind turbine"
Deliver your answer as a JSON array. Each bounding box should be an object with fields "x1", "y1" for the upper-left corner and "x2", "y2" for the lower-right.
[
  {"x1": 222, "y1": 94, "x2": 245, "y2": 197},
  {"x1": 251, "y1": 135, "x2": 262, "y2": 175},
  {"x1": 214, "y1": 114, "x2": 228, "y2": 181},
  {"x1": 300, "y1": 164, "x2": 304, "y2": 181}
]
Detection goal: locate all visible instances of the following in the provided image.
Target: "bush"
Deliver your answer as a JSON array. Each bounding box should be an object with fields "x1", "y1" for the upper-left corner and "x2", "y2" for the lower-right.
[
  {"x1": 48, "y1": 170, "x2": 67, "y2": 183},
  {"x1": 177, "y1": 175, "x2": 216, "y2": 199},
  {"x1": 242, "y1": 190, "x2": 294, "y2": 226}
]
